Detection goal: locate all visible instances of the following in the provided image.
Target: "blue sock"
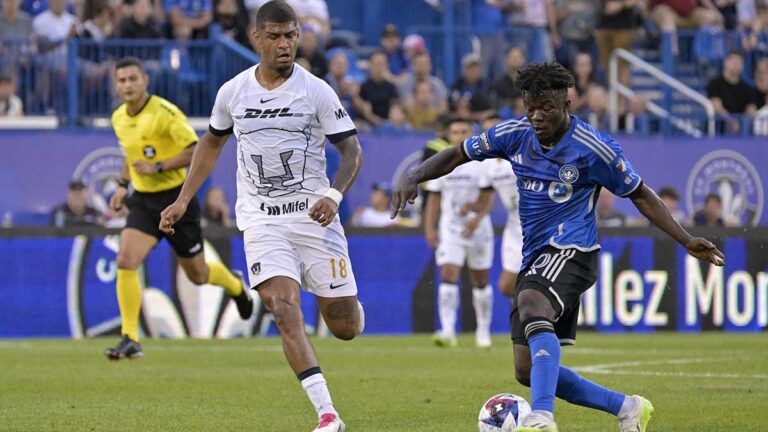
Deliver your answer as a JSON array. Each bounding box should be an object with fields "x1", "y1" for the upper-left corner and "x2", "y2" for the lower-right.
[
  {"x1": 526, "y1": 320, "x2": 561, "y2": 413},
  {"x1": 556, "y1": 366, "x2": 625, "y2": 416}
]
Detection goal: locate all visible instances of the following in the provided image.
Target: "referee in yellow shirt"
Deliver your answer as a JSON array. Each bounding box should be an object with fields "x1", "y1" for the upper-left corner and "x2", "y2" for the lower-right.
[{"x1": 105, "y1": 57, "x2": 253, "y2": 360}]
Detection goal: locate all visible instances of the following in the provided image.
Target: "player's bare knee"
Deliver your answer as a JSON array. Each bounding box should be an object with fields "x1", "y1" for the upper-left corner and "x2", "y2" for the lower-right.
[
  {"x1": 267, "y1": 298, "x2": 302, "y2": 331},
  {"x1": 324, "y1": 300, "x2": 359, "y2": 341},
  {"x1": 516, "y1": 288, "x2": 554, "y2": 321},
  {"x1": 330, "y1": 323, "x2": 357, "y2": 341},
  {"x1": 184, "y1": 266, "x2": 208, "y2": 285},
  {"x1": 116, "y1": 253, "x2": 140, "y2": 270},
  {"x1": 440, "y1": 267, "x2": 460, "y2": 284}
]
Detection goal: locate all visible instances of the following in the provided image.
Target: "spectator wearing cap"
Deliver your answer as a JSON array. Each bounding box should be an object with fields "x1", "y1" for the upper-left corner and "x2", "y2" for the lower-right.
[
  {"x1": 357, "y1": 51, "x2": 399, "y2": 127},
  {"x1": 0, "y1": 75, "x2": 23, "y2": 116},
  {"x1": 297, "y1": 26, "x2": 328, "y2": 77},
  {"x1": 398, "y1": 52, "x2": 448, "y2": 112},
  {"x1": 379, "y1": 24, "x2": 409, "y2": 80},
  {"x1": 0, "y1": 0, "x2": 33, "y2": 41},
  {"x1": 165, "y1": 0, "x2": 213, "y2": 39},
  {"x1": 448, "y1": 53, "x2": 493, "y2": 121},
  {"x1": 115, "y1": 0, "x2": 161, "y2": 39},
  {"x1": 352, "y1": 183, "x2": 400, "y2": 227},
  {"x1": 50, "y1": 180, "x2": 102, "y2": 228}
]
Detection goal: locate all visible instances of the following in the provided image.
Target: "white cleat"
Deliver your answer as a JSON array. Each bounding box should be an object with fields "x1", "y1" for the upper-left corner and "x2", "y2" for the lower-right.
[
  {"x1": 312, "y1": 413, "x2": 346, "y2": 432},
  {"x1": 514, "y1": 410, "x2": 559, "y2": 432},
  {"x1": 475, "y1": 329, "x2": 492, "y2": 348},
  {"x1": 618, "y1": 395, "x2": 654, "y2": 432}
]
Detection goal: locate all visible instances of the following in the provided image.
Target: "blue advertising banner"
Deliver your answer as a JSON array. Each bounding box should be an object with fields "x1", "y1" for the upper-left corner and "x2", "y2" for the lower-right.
[
  {"x1": 0, "y1": 228, "x2": 765, "y2": 338},
  {"x1": 1, "y1": 131, "x2": 766, "y2": 226}
]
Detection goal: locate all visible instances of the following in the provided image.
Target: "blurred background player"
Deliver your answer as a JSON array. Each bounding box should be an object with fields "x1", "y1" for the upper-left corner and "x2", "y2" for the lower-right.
[
  {"x1": 423, "y1": 117, "x2": 495, "y2": 348},
  {"x1": 158, "y1": 3, "x2": 364, "y2": 431},
  {"x1": 105, "y1": 56, "x2": 253, "y2": 361},
  {"x1": 392, "y1": 62, "x2": 725, "y2": 432},
  {"x1": 351, "y1": 183, "x2": 399, "y2": 227}
]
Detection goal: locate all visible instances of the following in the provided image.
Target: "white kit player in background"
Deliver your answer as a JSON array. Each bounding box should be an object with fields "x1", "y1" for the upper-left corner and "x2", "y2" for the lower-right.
[
  {"x1": 470, "y1": 115, "x2": 523, "y2": 300},
  {"x1": 159, "y1": 2, "x2": 363, "y2": 432},
  {"x1": 424, "y1": 117, "x2": 496, "y2": 349}
]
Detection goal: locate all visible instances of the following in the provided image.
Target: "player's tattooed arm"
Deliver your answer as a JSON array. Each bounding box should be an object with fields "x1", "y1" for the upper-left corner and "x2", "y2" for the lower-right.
[
  {"x1": 630, "y1": 184, "x2": 725, "y2": 266},
  {"x1": 391, "y1": 146, "x2": 470, "y2": 218},
  {"x1": 159, "y1": 133, "x2": 228, "y2": 235},
  {"x1": 309, "y1": 135, "x2": 362, "y2": 227}
]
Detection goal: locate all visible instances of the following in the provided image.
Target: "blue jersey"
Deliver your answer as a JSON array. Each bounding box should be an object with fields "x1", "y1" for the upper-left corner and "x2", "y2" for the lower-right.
[{"x1": 462, "y1": 115, "x2": 642, "y2": 269}]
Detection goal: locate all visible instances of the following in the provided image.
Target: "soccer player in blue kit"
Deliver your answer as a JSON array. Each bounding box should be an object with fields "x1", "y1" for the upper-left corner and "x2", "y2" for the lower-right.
[{"x1": 390, "y1": 63, "x2": 725, "y2": 432}]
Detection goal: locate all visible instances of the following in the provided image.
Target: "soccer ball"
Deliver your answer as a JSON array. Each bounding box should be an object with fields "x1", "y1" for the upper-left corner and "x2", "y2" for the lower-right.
[{"x1": 478, "y1": 393, "x2": 531, "y2": 432}]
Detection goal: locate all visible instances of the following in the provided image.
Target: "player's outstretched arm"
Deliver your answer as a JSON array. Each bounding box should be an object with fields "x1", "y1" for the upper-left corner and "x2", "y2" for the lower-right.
[
  {"x1": 630, "y1": 184, "x2": 725, "y2": 266},
  {"x1": 308, "y1": 135, "x2": 363, "y2": 227},
  {"x1": 159, "y1": 131, "x2": 229, "y2": 235},
  {"x1": 391, "y1": 146, "x2": 470, "y2": 219}
]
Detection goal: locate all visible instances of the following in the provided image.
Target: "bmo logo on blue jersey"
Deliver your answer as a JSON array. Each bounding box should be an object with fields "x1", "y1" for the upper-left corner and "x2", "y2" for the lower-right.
[{"x1": 521, "y1": 178, "x2": 573, "y2": 203}]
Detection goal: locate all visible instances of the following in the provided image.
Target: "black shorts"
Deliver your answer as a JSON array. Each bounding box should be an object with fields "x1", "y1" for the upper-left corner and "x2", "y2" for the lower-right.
[
  {"x1": 511, "y1": 246, "x2": 598, "y2": 346},
  {"x1": 125, "y1": 186, "x2": 204, "y2": 258}
]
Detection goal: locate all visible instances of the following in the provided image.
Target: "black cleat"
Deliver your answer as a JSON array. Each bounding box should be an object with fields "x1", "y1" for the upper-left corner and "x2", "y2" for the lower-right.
[
  {"x1": 232, "y1": 270, "x2": 254, "y2": 319},
  {"x1": 104, "y1": 335, "x2": 143, "y2": 361}
]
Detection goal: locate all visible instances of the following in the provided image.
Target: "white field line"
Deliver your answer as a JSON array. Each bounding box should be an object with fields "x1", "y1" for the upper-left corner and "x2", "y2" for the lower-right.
[{"x1": 574, "y1": 358, "x2": 768, "y2": 380}]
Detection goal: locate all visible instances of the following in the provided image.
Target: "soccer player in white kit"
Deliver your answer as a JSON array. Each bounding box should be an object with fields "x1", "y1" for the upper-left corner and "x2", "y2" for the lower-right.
[
  {"x1": 159, "y1": 2, "x2": 362, "y2": 431},
  {"x1": 424, "y1": 117, "x2": 495, "y2": 348}
]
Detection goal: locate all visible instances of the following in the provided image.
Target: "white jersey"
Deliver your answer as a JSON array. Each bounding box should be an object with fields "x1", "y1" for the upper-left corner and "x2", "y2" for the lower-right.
[
  {"x1": 487, "y1": 158, "x2": 521, "y2": 230},
  {"x1": 209, "y1": 63, "x2": 356, "y2": 230},
  {"x1": 426, "y1": 159, "x2": 494, "y2": 245}
]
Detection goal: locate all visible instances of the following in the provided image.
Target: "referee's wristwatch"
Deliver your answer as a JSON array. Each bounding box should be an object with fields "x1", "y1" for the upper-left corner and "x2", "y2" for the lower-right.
[{"x1": 155, "y1": 161, "x2": 164, "y2": 173}]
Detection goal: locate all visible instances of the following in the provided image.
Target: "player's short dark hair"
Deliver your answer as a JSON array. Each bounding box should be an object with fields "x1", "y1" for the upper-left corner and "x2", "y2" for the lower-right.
[
  {"x1": 256, "y1": 0, "x2": 298, "y2": 29},
  {"x1": 516, "y1": 62, "x2": 575, "y2": 98},
  {"x1": 115, "y1": 56, "x2": 145, "y2": 73},
  {"x1": 658, "y1": 186, "x2": 680, "y2": 201}
]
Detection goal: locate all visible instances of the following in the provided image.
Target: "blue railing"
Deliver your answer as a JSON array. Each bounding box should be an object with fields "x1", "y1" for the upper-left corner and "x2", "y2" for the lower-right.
[{"x1": 1, "y1": 28, "x2": 259, "y2": 124}]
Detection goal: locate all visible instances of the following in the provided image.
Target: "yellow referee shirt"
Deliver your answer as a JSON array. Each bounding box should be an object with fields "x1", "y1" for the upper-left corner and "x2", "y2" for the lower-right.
[{"x1": 111, "y1": 95, "x2": 199, "y2": 193}]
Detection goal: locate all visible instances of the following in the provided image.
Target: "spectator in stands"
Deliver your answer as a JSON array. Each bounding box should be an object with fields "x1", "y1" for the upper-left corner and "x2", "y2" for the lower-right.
[
  {"x1": 380, "y1": 102, "x2": 412, "y2": 132},
  {"x1": 405, "y1": 80, "x2": 443, "y2": 131},
  {"x1": 296, "y1": 26, "x2": 328, "y2": 77},
  {"x1": 715, "y1": 0, "x2": 739, "y2": 29},
  {"x1": 693, "y1": 193, "x2": 725, "y2": 227},
  {"x1": 325, "y1": 49, "x2": 359, "y2": 118},
  {"x1": 358, "y1": 51, "x2": 399, "y2": 127},
  {"x1": 570, "y1": 52, "x2": 603, "y2": 113},
  {"x1": 448, "y1": 53, "x2": 492, "y2": 116},
  {"x1": 81, "y1": 1, "x2": 113, "y2": 41},
  {"x1": 506, "y1": 0, "x2": 558, "y2": 63},
  {"x1": 471, "y1": 0, "x2": 507, "y2": 80},
  {"x1": 596, "y1": 190, "x2": 628, "y2": 227},
  {"x1": 214, "y1": 0, "x2": 250, "y2": 47},
  {"x1": 286, "y1": 0, "x2": 329, "y2": 38},
  {"x1": 1, "y1": 0, "x2": 33, "y2": 40},
  {"x1": 595, "y1": 0, "x2": 641, "y2": 90},
  {"x1": 554, "y1": 0, "x2": 597, "y2": 69},
  {"x1": 33, "y1": 0, "x2": 78, "y2": 111},
  {"x1": 658, "y1": 186, "x2": 686, "y2": 223},
  {"x1": 352, "y1": 183, "x2": 400, "y2": 227},
  {"x1": 581, "y1": 85, "x2": 611, "y2": 130},
  {"x1": 0, "y1": 74, "x2": 23, "y2": 116},
  {"x1": 491, "y1": 46, "x2": 525, "y2": 110},
  {"x1": 201, "y1": 186, "x2": 234, "y2": 228},
  {"x1": 115, "y1": 0, "x2": 161, "y2": 39},
  {"x1": 379, "y1": 24, "x2": 408, "y2": 81},
  {"x1": 649, "y1": 0, "x2": 724, "y2": 53},
  {"x1": 50, "y1": 180, "x2": 102, "y2": 228},
  {"x1": 399, "y1": 52, "x2": 448, "y2": 112},
  {"x1": 402, "y1": 33, "x2": 428, "y2": 60},
  {"x1": 752, "y1": 58, "x2": 768, "y2": 109},
  {"x1": 707, "y1": 51, "x2": 758, "y2": 131},
  {"x1": 165, "y1": 0, "x2": 212, "y2": 39}
]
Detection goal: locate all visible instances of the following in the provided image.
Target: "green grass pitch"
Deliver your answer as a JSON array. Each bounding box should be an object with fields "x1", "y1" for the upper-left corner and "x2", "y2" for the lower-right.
[{"x1": 1, "y1": 333, "x2": 766, "y2": 431}]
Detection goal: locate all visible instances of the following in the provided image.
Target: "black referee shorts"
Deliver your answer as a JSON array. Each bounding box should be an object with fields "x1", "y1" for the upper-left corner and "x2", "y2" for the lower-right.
[
  {"x1": 511, "y1": 246, "x2": 598, "y2": 346},
  {"x1": 125, "y1": 185, "x2": 204, "y2": 258}
]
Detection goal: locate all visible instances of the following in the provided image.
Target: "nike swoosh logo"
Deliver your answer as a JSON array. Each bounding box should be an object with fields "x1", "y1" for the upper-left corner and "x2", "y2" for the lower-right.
[
  {"x1": 329, "y1": 282, "x2": 348, "y2": 290},
  {"x1": 260, "y1": 96, "x2": 278, "y2": 104}
]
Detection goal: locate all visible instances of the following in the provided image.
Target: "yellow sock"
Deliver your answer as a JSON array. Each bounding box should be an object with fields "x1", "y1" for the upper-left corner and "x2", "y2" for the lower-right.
[
  {"x1": 207, "y1": 262, "x2": 243, "y2": 297},
  {"x1": 117, "y1": 269, "x2": 142, "y2": 342}
]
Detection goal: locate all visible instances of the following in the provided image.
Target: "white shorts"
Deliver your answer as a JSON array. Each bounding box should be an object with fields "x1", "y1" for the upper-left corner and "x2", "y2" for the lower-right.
[
  {"x1": 243, "y1": 220, "x2": 357, "y2": 298},
  {"x1": 436, "y1": 233, "x2": 494, "y2": 270},
  {"x1": 501, "y1": 224, "x2": 523, "y2": 273}
]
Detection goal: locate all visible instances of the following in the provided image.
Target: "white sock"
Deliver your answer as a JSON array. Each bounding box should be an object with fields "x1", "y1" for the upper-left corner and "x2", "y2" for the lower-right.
[
  {"x1": 301, "y1": 372, "x2": 337, "y2": 418},
  {"x1": 438, "y1": 283, "x2": 459, "y2": 338},
  {"x1": 618, "y1": 395, "x2": 638, "y2": 419},
  {"x1": 472, "y1": 285, "x2": 493, "y2": 334}
]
